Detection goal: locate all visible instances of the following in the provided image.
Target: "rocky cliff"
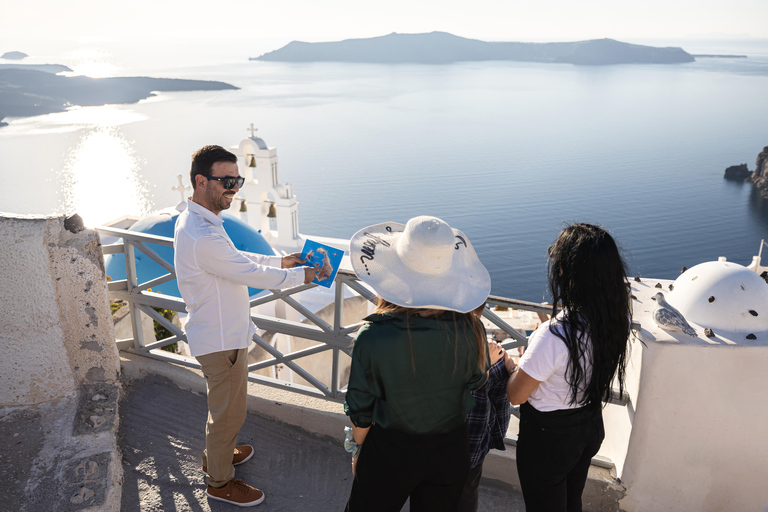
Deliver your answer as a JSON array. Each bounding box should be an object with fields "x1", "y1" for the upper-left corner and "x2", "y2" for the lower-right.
[
  {"x1": 724, "y1": 146, "x2": 768, "y2": 198},
  {"x1": 747, "y1": 146, "x2": 768, "y2": 198}
]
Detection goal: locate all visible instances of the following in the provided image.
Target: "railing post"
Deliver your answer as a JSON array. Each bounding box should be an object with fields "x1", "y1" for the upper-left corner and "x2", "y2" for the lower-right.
[
  {"x1": 333, "y1": 273, "x2": 344, "y2": 334},
  {"x1": 124, "y1": 241, "x2": 146, "y2": 350},
  {"x1": 331, "y1": 274, "x2": 344, "y2": 397},
  {"x1": 331, "y1": 347, "x2": 340, "y2": 398}
]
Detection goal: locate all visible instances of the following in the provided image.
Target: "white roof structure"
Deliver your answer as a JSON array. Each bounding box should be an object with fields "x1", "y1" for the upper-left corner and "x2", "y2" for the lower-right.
[{"x1": 668, "y1": 259, "x2": 768, "y2": 334}]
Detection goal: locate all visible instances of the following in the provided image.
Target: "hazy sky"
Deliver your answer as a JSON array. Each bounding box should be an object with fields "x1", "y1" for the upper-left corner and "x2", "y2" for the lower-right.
[
  {"x1": 2, "y1": 0, "x2": 766, "y2": 74},
  {"x1": 4, "y1": 0, "x2": 767, "y2": 45}
]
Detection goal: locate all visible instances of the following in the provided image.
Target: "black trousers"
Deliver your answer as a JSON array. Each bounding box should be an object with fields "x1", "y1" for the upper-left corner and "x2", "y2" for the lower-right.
[
  {"x1": 456, "y1": 459, "x2": 484, "y2": 512},
  {"x1": 516, "y1": 401, "x2": 605, "y2": 512},
  {"x1": 345, "y1": 423, "x2": 470, "y2": 512}
]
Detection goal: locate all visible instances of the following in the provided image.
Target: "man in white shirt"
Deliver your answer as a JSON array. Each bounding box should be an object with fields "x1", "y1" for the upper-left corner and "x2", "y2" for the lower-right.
[{"x1": 174, "y1": 145, "x2": 318, "y2": 507}]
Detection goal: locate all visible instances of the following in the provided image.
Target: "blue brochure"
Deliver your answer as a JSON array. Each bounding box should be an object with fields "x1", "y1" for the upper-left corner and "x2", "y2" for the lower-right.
[{"x1": 300, "y1": 239, "x2": 344, "y2": 288}]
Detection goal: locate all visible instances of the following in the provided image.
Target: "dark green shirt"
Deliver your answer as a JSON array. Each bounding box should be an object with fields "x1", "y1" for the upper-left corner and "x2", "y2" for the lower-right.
[{"x1": 344, "y1": 312, "x2": 489, "y2": 435}]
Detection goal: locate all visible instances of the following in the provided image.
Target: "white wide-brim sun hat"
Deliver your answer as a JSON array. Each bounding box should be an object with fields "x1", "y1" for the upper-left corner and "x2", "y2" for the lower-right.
[{"x1": 350, "y1": 216, "x2": 491, "y2": 313}]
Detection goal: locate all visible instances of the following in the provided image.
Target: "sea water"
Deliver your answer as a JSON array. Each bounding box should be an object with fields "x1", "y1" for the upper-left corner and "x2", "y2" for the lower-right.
[{"x1": 1, "y1": 42, "x2": 767, "y2": 301}]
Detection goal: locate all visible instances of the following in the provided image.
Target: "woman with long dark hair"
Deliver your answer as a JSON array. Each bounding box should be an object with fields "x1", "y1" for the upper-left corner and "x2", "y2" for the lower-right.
[
  {"x1": 344, "y1": 216, "x2": 491, "y2": 512},
  {"x1": 507, "y1": 223, "x2": 632, "y2": 512}
]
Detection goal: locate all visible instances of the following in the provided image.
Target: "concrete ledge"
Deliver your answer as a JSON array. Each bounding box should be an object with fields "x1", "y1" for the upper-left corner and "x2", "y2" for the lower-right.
[{"x1": 121, "y1": 351, "x2": 625, "y2": 512}]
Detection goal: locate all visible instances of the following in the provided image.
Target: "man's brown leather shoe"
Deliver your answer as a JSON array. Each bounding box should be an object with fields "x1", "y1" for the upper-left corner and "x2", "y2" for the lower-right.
[{"x1": 206, "y1": 478, "x2": 264, "y2": 507}]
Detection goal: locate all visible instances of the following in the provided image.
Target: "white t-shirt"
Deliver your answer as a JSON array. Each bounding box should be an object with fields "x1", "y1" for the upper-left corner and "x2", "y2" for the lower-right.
[{"x1": 518, "y1": 313, "x2": 592, "y2": 412}]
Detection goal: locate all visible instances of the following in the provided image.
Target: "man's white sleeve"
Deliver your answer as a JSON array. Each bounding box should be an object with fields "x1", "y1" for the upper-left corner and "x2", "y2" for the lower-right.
[
  {"x1": 242, "y1": 252, "x2": 283, "y2": 268},
  {"x1": 195, "y1": 235, "x2": 304, "y2": 289}
]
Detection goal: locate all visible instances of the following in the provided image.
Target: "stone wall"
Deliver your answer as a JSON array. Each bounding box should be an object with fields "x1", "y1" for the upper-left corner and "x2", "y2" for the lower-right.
[{"x1": 0, "y1": 214, "x2": 120, "y2": 406}]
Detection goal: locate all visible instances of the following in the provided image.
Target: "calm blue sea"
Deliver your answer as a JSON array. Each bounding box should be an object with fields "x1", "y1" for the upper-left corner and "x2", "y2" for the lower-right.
[{"x1": 1, "y1": 41, "x2": 767, "y2": 301}]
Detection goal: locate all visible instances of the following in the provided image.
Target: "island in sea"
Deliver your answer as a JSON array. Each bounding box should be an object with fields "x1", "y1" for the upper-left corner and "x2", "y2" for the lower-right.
[
  {"x1": 1, "y1": 51, "x2": 28, "y2": 60},
  {"x1": 724, "y1": 146, "x2": 768, "y2": 198},
  {"x1": 251, "y1": 31, "x2": 695, "y2": 65},
  {"x1": 0, "y1": 63, "x2": 238, "y2": 127}
]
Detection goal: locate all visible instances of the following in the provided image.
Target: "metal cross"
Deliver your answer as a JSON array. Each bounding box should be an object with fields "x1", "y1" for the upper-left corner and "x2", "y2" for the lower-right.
[
  {"x1": 248, "y1": 123, "x2": 258, "y2": 137},
  {"x1": 172, "y1": 174, "x2": 191, "y2": 203}
]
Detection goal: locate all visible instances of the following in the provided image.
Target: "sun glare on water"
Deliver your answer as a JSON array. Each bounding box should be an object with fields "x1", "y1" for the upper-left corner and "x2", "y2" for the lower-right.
[
  {"x1": 0, "y1": 105, "x2": 147, "y2": 137},
  {"x1": 62, "y1": 128, "x2": 150, "y2": 227},
  {"x1": 63, "y1": 48, "x2": 121, "y2": 78}
]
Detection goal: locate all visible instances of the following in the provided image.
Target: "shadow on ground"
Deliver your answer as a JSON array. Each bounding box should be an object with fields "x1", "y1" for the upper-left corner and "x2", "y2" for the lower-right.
[{"x1": 119, "y1": 374, "x2": 523, "y2": 511}]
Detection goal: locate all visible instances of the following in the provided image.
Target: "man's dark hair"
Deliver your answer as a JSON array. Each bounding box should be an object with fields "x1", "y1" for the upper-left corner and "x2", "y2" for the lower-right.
[{"x1": 190, "y1": 145, "x2": 238, "y2": 189}]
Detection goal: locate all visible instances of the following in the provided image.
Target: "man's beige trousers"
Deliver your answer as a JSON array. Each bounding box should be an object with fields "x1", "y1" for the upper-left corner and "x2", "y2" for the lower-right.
[{"x1": 197, "y1": 347, "x2": 249, "y2": 487}]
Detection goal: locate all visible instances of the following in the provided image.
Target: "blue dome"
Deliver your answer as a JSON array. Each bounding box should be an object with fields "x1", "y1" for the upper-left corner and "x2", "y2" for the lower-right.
[
  {"x1": 249, "y1": 136, "x2": 268, "y2": 150},
  {"x1": 105, "y1": 209, "x2": 276, "y2": 298}
]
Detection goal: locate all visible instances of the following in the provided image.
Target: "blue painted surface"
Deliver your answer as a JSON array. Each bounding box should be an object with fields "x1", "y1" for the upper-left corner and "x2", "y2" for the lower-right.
[{"x1": 105, "y1": 210, "x2": 276, "y2": 298}]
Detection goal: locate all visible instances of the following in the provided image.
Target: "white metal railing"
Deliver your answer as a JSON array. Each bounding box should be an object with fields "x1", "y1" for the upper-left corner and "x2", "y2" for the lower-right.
[{"x1": 96, "y1": 226, "x2": 628, "y2": 408}]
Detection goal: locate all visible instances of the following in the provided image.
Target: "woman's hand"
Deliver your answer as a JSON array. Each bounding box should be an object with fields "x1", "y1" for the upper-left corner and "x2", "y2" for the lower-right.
[
  {"x1": 488, "y1": 341, "x2": 505, "y2": 365},
  {"x1": 352, "y1": 456, "x2": 358, "y2": 476},
  {"x1": 503, "y1": 350, "x2": 514, "y2": 373},
  {"x1": 351, "y1": 423, "x2": 370, "y2": 446},
  {"x1": 503, "y1": 350, "x2": 522, "y2": 373}
]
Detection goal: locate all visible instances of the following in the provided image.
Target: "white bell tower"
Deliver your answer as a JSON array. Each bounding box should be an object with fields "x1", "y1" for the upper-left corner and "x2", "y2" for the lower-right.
[{"x1": 232, "y1": 124, "x2": 302, "y2": 249}]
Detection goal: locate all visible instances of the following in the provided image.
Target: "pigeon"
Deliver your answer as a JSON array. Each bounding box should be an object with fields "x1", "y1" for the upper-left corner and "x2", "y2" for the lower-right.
[{"x1": 652, "y1": 292, "x2": 697, "y2": 337}]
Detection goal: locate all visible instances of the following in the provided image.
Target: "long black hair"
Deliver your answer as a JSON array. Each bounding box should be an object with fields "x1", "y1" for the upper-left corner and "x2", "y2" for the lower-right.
[{"x1": 548, "y1": 223, "x2": 631, "y2": 407}]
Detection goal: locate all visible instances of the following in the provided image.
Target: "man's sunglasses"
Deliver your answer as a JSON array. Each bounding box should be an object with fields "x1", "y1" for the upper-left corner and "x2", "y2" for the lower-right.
[{"x1": 205, "y1": 175, "x2": 245, "y2": 189}]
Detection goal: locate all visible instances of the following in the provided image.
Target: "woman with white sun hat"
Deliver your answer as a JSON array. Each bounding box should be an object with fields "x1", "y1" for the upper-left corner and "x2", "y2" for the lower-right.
[{"x1": 343, "y1": 215, "x2": 492, "y2": 512}]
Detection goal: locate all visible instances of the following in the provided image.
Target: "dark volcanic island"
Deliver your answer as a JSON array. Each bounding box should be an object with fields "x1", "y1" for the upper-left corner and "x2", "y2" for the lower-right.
[
  {"x1": 251, "y1": 32, "x2": 695, "y2": 65},
  {"x1": 725, "y1": 146, "x2": 768, "y2": 198},
  {"x1": 0, "y1": 66, "x2": 238, "y2": 126}
]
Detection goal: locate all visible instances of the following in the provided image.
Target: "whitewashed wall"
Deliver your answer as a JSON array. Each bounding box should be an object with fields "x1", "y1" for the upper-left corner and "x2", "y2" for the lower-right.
[
  {"x1": 619, "y1": 341, "x2": 768, "y2": 511},
  {"x1": 604, "y1": 277, "x2": 768, "y2": 512},
  {"x1": 0, "y1": 214, "x2": 120, "y2": 406}
]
